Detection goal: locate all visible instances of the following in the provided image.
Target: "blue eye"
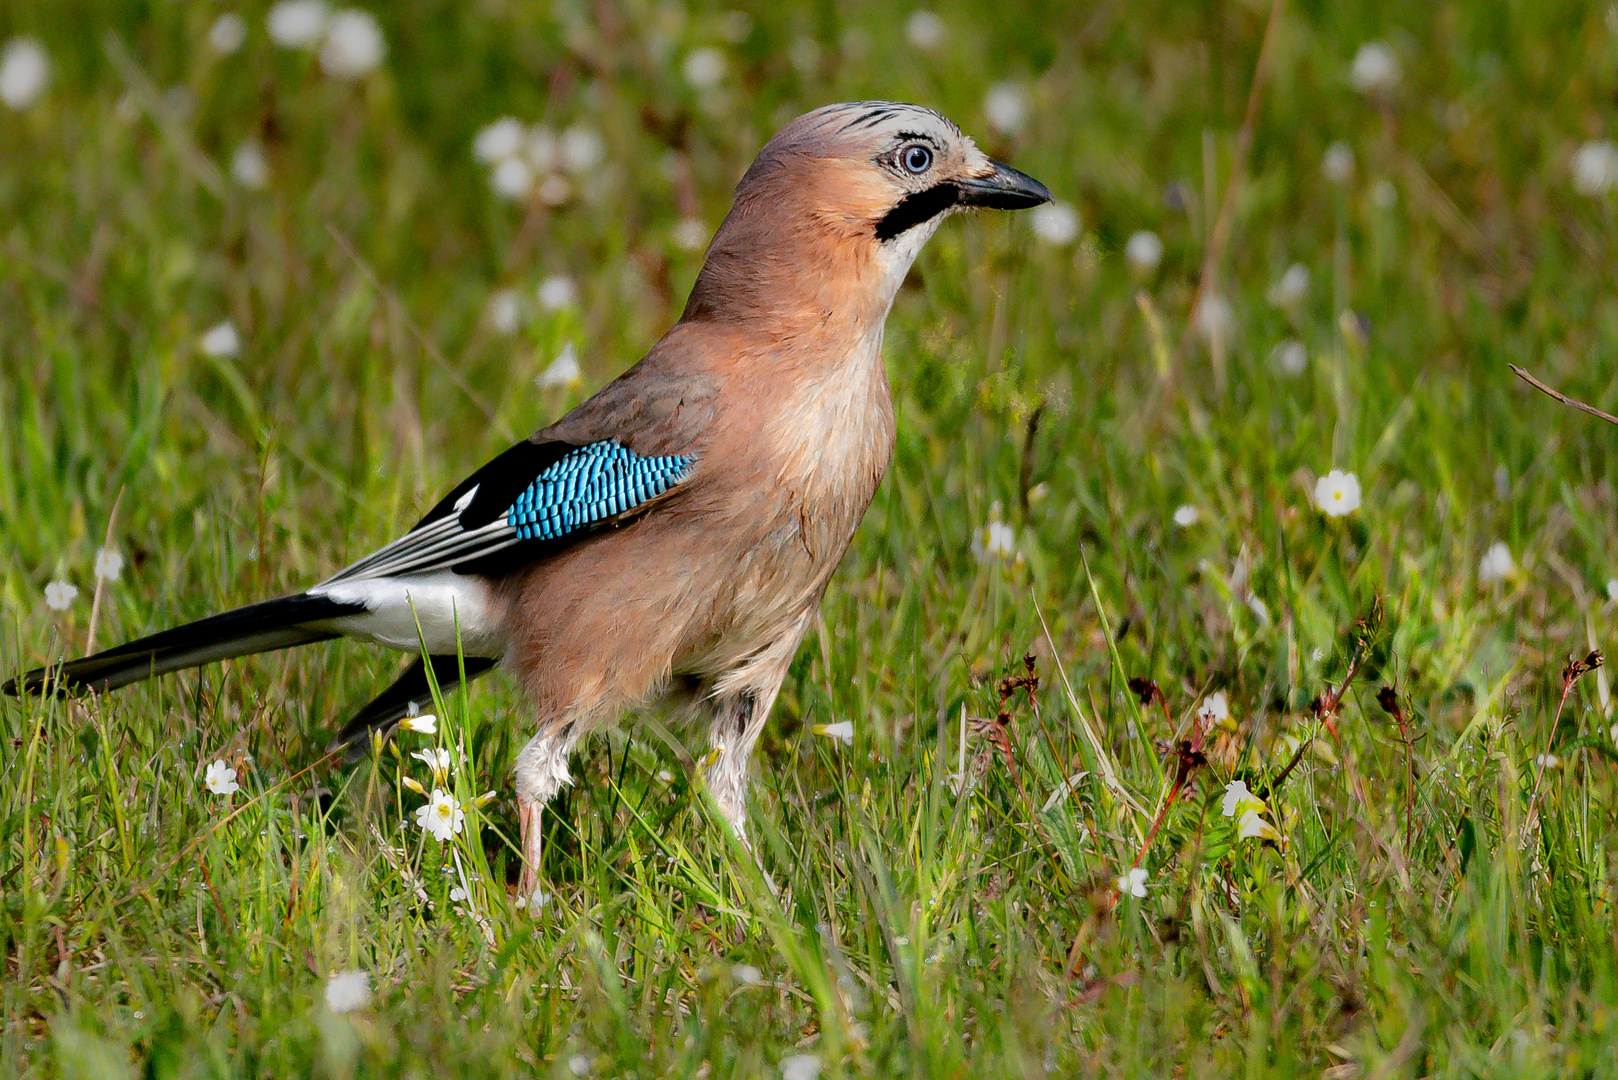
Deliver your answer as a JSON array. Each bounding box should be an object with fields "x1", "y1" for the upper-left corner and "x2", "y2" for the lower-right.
[{"x1": 902, "y1": 145, "x2": 933, "y2": 174}]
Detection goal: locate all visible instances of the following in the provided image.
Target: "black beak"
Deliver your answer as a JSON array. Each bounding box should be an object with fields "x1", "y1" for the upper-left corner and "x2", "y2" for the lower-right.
[{"x1": 955, "y1": 161, "x2": 1053, "y2": 210}]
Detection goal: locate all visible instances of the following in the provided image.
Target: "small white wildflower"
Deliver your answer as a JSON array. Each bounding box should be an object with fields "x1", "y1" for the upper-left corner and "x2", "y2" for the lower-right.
[
  {"x1": 411, "y1": 747, "x2": 451, "y2": 777},
  {"x1": 1571, "y1": 140, "x2": 1618, "y2": 196},
  {"x1": 1314, "y1": 470, "x2": 1362, "y2": 517},
  {"x1": 812, "y1": 720, "x2": 854, "y2": 746},
  {"x1": 983, "y1": 81, "x2": 1028, "y2": 136},
  {"x1": 398, "y1": 712, "x2": 437, "y2": 735},
  {"x1": 673, "y1": 217, "x2": 709, "y2": 252},
  {"x1": 490, "y1": 156, "x2": 535, "y2": 200},
  {"x1": 486, "y1": 289, "x2": 521, "y2": 334},
  {"x1": 208, "y1": 14, "x2": 248, "y2": 55},
  {"x1": 1310, "y1": 647, "x2": 1323, "y2": 662},
  {"x1": 324, "y1": 969, "x2": 371, "y2": 1012},
  {"x1": 0, "y1": 37, "x2": 50, "y2": 110},
  {"x1": 318, "y1": 9, "x2": 385, "y2": 79},
  {"x1": 536, "y1": 274, "x2": 578, "y2": 311},
  {"x1": 1124, "y1": 230, "x2": 1162, "y2": 273},
  {"x1": 1198, "y1": 692, "x2": 1230, "y2": 726},
  {"x1": 449, "y1": 886, "x2": 468, "y2": 902},
  {"x1": 1273, "y1": 338, "x2": 1308, "y2": 375},
  {"x1": 1220, "y1": 779, "x2": 1255, "y2": 818},
  {"x1": 536, "y1": 343, "x2": 582, "y2": 389},
  {"x1": 1536, "y1": 753, "x2": 1561, "y2": 769},
  {"x1": 200, "y1": 320, "x2": 241, "y2": 358},
  {"x1": 731, "y1": 964, "x2": 762, "y2": 985},
  {"x1": 1267, "y1": 263, "x2": 1310, "y2": 307},
  {"x1": 204, "y1": 759, "x2": 240, "y2": 796},
  {"x1": 1322, "y1": 141, "x2": 1355, "y2": 184},
  {"x1": 1114, "y1": 867, "x2": 1148, "y2": 898},
  {"x1": 473, "y1": 117, "x2": 525, "y2": 164},
  {"x1": 267, "y1": 0, "x2": 330, "y2": 48},
  {"x1": 1478, "y1": 541, "x2": 1515, "y2": 584},
  {"x1": 1028, "y1": 201, "x2": 1079, "y2": 245},
  {"x1": 780, "y1": 1054, "x2": 822, "y2": 1080},
  {"x1": 568, "y1": 1055, "x2": 592, "y2": 1077},
  {"x1": 682, "y1": 47, "x2": 726, "y2": 90},
  {"x1": 44, "y1": 581, "x2": 79, "y2": 611},
  {"x1": 1349, "y1": 41, "x2": 1400, "y2": 95},
  {"x1": 414, "y1": 788, "x2": 465, "y2": 842},
  {"x1": 1172, "y1": 505, "x2": 1199, "y2": 527},
  {"x1": 972, "y1": 520, "x2": 1016, "y2": 562},
  {"x1": 1193, "y1": 294, "x2": 1234, "y2": 342},
  {"x1": 1372, "y1": 178, "x2": 1398, "y2": 207},
  {"x1": 557, "y1": 125, "x2": 604, "y2": 174},
  {"x1": 95, "y1": 548, "x2": 124, "y2": 581},
  {"x1": 656, "y1": 769, "x2": 674, "y2": 784},
  {"x1": 905, "y1": 11, "x2": 947, "y2": 51},
  {"x1": 1237, "y1": 808, "x2": 1279, "y2": 841},
  {"x1": 536, "y1": 173, "x2": 573, "y2": 206},
  {"x1": 230, "y1": 142, "x2": 269, "y2": 189},
  {"x1": 1606, "y1": 579, "x2": 1618, "y2": 601}
]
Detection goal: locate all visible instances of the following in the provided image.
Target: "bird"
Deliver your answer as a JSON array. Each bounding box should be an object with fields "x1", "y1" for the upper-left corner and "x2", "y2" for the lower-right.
[{"x1": 5, "y1": 101, "x2": 1051, "y2": 900}]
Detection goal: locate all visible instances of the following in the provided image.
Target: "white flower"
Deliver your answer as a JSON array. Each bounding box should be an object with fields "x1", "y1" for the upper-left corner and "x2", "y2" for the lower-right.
[
  {"x1": 267, "y1": 0, "x2": 330, "y2": 48},
  {"x1": 905, "y1": 11, "x2": 946, "y2": 51},
  {"x1": 972, "y1": 520, "x2": 1016, "y2": 562},
  {"x1": 1536, "y1": 753, "x2": 1561, "y2": 769},
  {"x1": 1172, "y1": 505, "x2": 1199, "y2": 527},
  {"x1": 1220, "y1": 779, "x2": 1255, "y2": 817},
  {"x1": 557, "y1": 125, "x2": 604, "y2": 174},
  {"x1": 537, "y1": 274, "x2": 579, "y2": 311},
  {"x1": 449, "y1": 886, "x2": 468, "y2": 902},
  {"x1": 1028, "y1": 201, "x2": 1078, "y2": 245},
  {"x1": 324, "y1": 969, "x2": 371, "y2": 1012},
  {"x1": 1322, "y1": 141, "x2": 1355, "y2": 184},
  {"x1": 1273, "y1": 338, "x2": 1307, "y2": 375},
  {"x1": 1198, "y1": 692, "x2": 1230, "y2": 726},
  {"x1": 1124, "y1": 230, "x2": 1162, "y2": 273},
  {"x1": 414, "y1": 788, "x2": 465, "y2": 842},
  {"x1": 1607, "y1": 579, "x2": 1618, "y2": 601},
  {"x1": 536, "y1": 343, "x2": 582, "y2": 389},
  {"x1": 204, "y1": 759, "x2": 240, "y2": 795},
  {"x1": 1267, "y1": 263, "x2": 1310, "y2": 307},
  {"x1": 1372, "y1": 178, "x2": 1398, "y2": 207},
  {"x1": 319, "y1": 9, "x2": 385, "y2": 80},
  {"x1": 490, "y1": 156, "x2": 535, "y2": 200},
  {"x1": 1114, "y1": 867, "x2": 1148, "y2": 898},
  {"x1": 1310, "y1": 647, "x2": 1323, "y2": 662},
  {"x1": 780, "y1": 1054, "x2": 822, "y2": 1080},
  {"x1": 398, "y1": 712, "x2": 436, "y2": 734},
  {"x1": 230, "y1": 142, "x2": 269, "y2": 189},
  {"x1": 486, "y1": 289, "x2": 521, "y2": 334},
  {"x1": 1237, "y1": 808, "x2": 1279, "y2": 841},
  {"x1": 1349, "y1": 41, "x2": 1400, "y2": 94},
  {"x1": 682, "y1": 47, "x2": 726, "y2": 90},
  {"x1": 536, "y1": 174, "x2": 573, "y2": 206},
  {"x1": 44, "y1": 581, "x2": 79, "y2": 610},
  {"x1": 673, "y1": 217, "x2": 709, "y2": 252},
  {"x1": 656, "y1": 769, "x2": 674, "y2": 784},
  {"x1": 1193, "y1": 294, "x2": 1233, "y2": 342},
  {"x1": 95, "y1": 548, "x2": 124, "y2": 581},
  {"x1": 1478, "y1": 541, "x2": 1515, "y2": 584},
  {"x1": 473, "y1": 117, "x2": 525, "y2": 164},
  {"x1": 731, "y1": 964, "x2": 763, "y2": 985},
  {"x1": 568, "y1": 1055, "x2": 592, "y2": 1077},
  {"x1": 208, "y1": 14, "x2": 248, "y2": 55},
  {"x1": 812, "y1": 720, "x2": 854, "y2": 746},
  {"x1": 1571, "y1": 140, "x2": 1618, "y2": 196},
  {"x1": 1314, "y1": 470, "x2": 1362, "y2": 517},
  {"x1": 200, "y1": 320, "x2": 241, "y2": 358},
  {"x1": 983, "y1": 82, "x2": 1028, "y2": 136},
  {"x1": 412, "y1": 747, "x2": 452, "y2": 777},
  {"x1": 0, "y1": 37, "x2": 50, "y2": 110}
]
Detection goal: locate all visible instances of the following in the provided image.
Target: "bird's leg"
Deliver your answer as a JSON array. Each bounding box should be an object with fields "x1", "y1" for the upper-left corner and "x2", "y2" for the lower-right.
[
  {"x1": 702, "y1": 686, "x2": 786, "y2": 895},
  {"x1": 513, "y1": 722, "x2": 578, "y2": 909}
]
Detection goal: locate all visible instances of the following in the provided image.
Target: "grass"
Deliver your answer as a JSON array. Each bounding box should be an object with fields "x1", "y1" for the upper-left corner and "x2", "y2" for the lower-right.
[{"x1": 5, "y1": 0, "x2": 1618, "y2": 1075}]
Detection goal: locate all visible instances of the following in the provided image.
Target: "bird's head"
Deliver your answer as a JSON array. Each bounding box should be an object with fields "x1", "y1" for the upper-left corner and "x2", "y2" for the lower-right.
[{"x1": 682, "y1": 101, "x2": 1051, "y2": 328}]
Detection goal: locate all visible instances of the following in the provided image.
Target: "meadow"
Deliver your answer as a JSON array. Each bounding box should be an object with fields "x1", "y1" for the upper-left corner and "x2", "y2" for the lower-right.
[{"x1": 4, "y1": 0, "x2": 1618, "y2": 1075}]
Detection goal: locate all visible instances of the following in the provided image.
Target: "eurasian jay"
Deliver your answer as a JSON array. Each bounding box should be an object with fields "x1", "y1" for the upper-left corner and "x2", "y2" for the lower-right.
[{"x1": 6, "y1": 101, "x2": 1051, "y2": 898}]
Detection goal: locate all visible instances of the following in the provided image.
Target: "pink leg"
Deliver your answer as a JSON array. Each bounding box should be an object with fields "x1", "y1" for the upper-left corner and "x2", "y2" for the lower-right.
[{"x1": 513, "y1": 725, "x2": 578, "y2": 908}]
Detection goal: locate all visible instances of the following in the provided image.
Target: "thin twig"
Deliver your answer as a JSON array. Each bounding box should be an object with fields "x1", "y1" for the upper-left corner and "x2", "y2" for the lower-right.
[{"x1": 1510, "y1": 364, "x2": 1618, "y2": 425}]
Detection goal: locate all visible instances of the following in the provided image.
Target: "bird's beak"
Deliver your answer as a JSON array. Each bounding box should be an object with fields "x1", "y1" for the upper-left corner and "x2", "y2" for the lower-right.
[{"x1": 955, "y1": 162, "x2": 1053, "y2": 210}]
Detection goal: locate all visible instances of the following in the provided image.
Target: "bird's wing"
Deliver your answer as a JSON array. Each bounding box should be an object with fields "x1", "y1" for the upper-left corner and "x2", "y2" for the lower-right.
[{"x1": 319, "y1": 437, "x2": 696, "y2": 584}]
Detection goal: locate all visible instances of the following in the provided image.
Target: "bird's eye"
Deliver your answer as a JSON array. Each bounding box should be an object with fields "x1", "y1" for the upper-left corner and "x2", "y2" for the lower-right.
[{"x1": 901, "y1": 144, "x2": 933, "y2": 175}]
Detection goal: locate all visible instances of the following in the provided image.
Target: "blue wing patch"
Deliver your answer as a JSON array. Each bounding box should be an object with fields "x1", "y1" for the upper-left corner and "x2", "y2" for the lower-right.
[{"x1": 505, "y1": 441, "x2": 693, "y2": 542}]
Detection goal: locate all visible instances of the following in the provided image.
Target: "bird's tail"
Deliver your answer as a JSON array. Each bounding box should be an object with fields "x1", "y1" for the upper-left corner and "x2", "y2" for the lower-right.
[{"x1": 3, "y1": 592, "x2": 367, "y2": 697}]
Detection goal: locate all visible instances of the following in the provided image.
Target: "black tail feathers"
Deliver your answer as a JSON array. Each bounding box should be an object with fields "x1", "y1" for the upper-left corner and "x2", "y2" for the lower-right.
[{"x1": 3, "y1": 592, "x2": 365, "y2": 697}]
